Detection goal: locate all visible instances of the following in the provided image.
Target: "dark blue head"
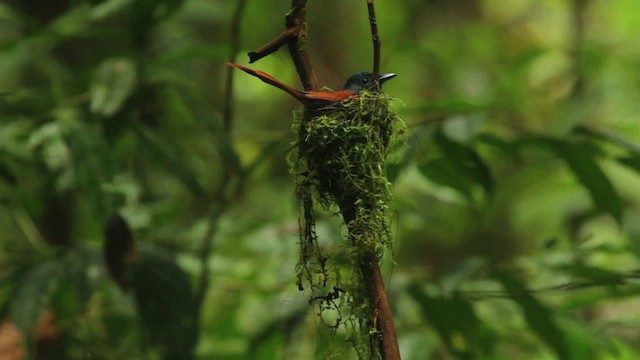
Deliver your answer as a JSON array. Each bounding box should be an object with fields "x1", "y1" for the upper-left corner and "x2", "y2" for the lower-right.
[{"x1": 342, "y1": 72, "x2": 397, "y2": 93}]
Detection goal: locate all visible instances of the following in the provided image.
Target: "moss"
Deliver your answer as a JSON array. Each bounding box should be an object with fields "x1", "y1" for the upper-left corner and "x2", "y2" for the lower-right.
[
  {"x1": 288, "y1": 90, "x2": 404, "y2": 350},
  {"x1": 295, "y1": 92, "x2": 397, "y2": 207}
]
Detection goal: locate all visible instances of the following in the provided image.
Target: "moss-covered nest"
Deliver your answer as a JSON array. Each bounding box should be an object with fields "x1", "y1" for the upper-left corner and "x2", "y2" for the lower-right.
[
  {"x1": 292, "y1": 91, "x2": 401, "y2": 207},
  {"x1": 289, "y1": 90, "x2": 404, "y2": 297}
]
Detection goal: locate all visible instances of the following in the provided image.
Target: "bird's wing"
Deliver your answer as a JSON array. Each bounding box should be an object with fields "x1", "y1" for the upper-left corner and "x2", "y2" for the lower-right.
[{"x1": 304, "y1": 90, "x2": 355, "y2": 103}]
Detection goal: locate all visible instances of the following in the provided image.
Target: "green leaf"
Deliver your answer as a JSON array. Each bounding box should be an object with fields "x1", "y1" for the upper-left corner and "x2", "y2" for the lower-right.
[
  {"x1": 387, "y1": 126, "x2": 432, "y2": 183},
  {"x1": 418, "y1": 129, "x2": 493, "y2": 200},
  {"x1": 132, "y1": 247, "x2": 198, "y2": 359},
  {"x1": 419, "y1": 157, "x2": 475, "y2": 200},
  {"x1": 434, "y1": 129, "x2": 493, "y2": 194},
  {"x1": 617, "y1": 155, "x2": 640, "y2": 174},
  {"x1": 475, "y1": 133, "x2": 522, "y2": 162},
  {"x1": 89, "y1": 0, "x2": 134, "y2": 20},
  {"x1": 519, "y1": 135, "x2": 622, "y2": 221},
  {"x1": 573, "y1": 125, "x2": 640, "y2": 155},
  {"x1": 90, "y1": 57, "x2": 137, "y2": 117},
  {"x1": 0, "y1": 153, "x2": 17, "y2": 186},
  {"x1": 104, "y1": 213, "x2": 135, "y2": 290},
  {"x1": 64, "y1": 120, "x2": 117, "y2": 221},
  {"x1": 9, "y1": 261, "x2": 60, "y2": 336},
  {"x1": 552, "y1": 140, "x2": 622, "y2": 222},
  {"x1": 408, "y1": 284, "x2": 494, "y2": 357},
  {"x1": 495, "y1": 273, "x2": 571, "y2": 360}
]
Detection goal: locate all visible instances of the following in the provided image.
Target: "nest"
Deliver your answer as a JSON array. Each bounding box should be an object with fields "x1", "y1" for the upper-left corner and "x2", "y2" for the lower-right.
[
  {"x1": 290, "y1": 90, "x2": 403, "y2": 288},
  {"x1": 297, "y1": 92, "x2": 396, "y2": 206}
]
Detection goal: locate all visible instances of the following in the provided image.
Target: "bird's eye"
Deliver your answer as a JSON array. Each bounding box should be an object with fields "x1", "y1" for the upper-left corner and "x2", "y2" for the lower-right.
[{"x1": 361, "y1": 77, "x2": 369, "y2": 85}]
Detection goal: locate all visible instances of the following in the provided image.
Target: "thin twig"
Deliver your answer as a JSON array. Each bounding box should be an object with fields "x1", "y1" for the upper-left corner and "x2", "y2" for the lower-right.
[
  {"x1": 195, "y1": 178, "x2": 233, "y2": 308},
  {"x1": 194, "y1": 142, "x2": 279, "y2": 310},
  {"x1": 457, "y1": 270, "x2": 640, "y2": 301},
  {"x1": 367, "y1": 0, "x2": 381, "y2": 79},
  {"x1": 196, "y1": 0, "x2": 248, "y2": 309},
  {"x1": 223, "y1": 0, "x2": 248, "y2": 133},
  {"x1": 248, "y1": 27, "x2": 300, "y2": 63},
  {"x1": 570, "y1": 0, "x2": 588, "y2": 98},
  {"x1": 361, "y1": 2, "x2": 401, "y2": 359}
]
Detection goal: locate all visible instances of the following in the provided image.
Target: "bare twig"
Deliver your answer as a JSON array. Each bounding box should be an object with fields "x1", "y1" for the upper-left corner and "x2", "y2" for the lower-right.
[
  {"x1": 223, "y1": 0, "x2": 248, "y2": 133},
  {"x1": 248, "y1": 27, "x2": 300, "y2": 63},
  {"x1": 367, "y1": 0, "x2": 381, "y2": 79}
]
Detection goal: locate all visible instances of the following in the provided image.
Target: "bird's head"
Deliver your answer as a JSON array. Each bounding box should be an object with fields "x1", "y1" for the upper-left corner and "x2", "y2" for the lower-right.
[{"x1": 342, "y1": 72, "x2": 397, "y2": 93}]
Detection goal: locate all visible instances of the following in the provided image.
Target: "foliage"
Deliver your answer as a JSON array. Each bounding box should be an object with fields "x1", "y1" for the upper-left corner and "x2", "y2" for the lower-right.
[{"x1": 1, "y1": 0, "x2": 640, "y2": 359}]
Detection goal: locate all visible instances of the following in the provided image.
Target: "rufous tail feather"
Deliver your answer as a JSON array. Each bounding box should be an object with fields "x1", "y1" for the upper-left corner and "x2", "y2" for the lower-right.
[{"x1": 228, "y1": 62, "x2": 305, "y2": 103}]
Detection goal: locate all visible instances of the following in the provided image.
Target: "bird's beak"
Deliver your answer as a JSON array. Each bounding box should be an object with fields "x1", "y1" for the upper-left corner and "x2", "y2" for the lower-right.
[{"x1": 378, "y1": 73, "x2": 397, "y2": 84}]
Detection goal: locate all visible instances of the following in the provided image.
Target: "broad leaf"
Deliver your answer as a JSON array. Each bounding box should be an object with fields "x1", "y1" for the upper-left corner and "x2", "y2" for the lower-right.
[
  {"x1": 64, "y1": 121, "x2": 117, "y2": 221},
  {"x1": 419, "y1": 129, "x2": 493, "y2": 200},
  {"x1": 90, "y1": 57, "x2": 137, "y2": 117},
  {"x1": 552, "y1": 140, "x2": 622, "y2": 222},
  {"x1": 0, "y1": 153, "x2": 17, "y2": 186},
  {"x1": 132, "y1": 247, "x2": 198, "y2": 359},
  {"x1": 617, "y1": 155, "x2": 640, "y2": 174},
  {"x1": 434, "y1": 129, "x2": 493, "y2": 194},
  {"x1": 419, "y1": 157, "x2": 475, "y2": 200},
  {"x1": 408, "y1": 284, "x2": 494, "y2": 357},
  {"x1": 104, "y1": 213, "x2": 136, "y2": 290}
]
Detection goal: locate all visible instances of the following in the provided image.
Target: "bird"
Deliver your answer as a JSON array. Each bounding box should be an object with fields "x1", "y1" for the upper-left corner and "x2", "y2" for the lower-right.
[{"x1": 228, "y1": 62, "x2": 396, "y2": 107}]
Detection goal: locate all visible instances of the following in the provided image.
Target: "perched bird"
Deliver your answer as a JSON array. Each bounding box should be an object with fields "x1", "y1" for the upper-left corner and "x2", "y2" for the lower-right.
[{"x1": 228, "y1": 62, "x2": 396, "y2": 107}]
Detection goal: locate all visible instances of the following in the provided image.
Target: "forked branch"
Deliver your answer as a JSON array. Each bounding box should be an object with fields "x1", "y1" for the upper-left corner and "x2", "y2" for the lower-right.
[{"x1": 247, "y1": 0, "x2": 318, "y2": 90}]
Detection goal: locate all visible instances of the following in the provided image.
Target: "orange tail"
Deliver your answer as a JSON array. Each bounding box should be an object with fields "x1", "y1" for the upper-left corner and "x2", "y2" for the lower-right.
[{"x1": 227, "y1": 62, "x2": 305, "y2": 103}]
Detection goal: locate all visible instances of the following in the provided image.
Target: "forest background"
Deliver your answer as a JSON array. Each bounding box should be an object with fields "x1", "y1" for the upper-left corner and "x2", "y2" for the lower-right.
[{"x1": 2, "y1": 0, "x2": 640, "y2": 359}]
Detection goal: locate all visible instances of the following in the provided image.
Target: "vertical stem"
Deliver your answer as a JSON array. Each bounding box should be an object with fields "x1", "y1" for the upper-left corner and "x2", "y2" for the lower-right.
[
  {"x1": 364, "y1": 2, "x2": 399, "y2": 358},
  {"x1": 342, "y1": 205, "x2": 401, "y2": 360},
  {"x1": 287, "y1": 0, "x2": 319, "y2": 90},
  {"x1": 197, "y1": 0, "x2": 248, "y2": 311},
  {"x1": 570, "y1": 0, "x2": 588, "y2": 98},
  {"x1": 223, "y1": 0, "x2": 248, "y2": 133},
  {"x1": 367, "y1": 0, "x2": 381, "y2": 79}
]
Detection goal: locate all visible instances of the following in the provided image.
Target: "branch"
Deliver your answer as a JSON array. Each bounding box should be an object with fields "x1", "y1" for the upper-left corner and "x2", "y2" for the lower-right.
[
  {"x1": 367, "y1": 0, "x2": 381, "y2": 79},
  {"x1": 341, "y1": 205, "x2": 401, "y2": 360},
  {"x1": 247, "y1": 27, "x2": 299, "y2": 63},
  {"x1": 285, "y1": 0, "x2": 318, "y2": 90},
  {"x1": 247, "y1": 0, "x2": 318, "y2": 90}
]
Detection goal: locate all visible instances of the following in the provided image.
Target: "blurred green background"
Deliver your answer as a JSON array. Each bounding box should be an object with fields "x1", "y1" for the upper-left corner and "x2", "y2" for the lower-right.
[{"x1": 2, "y1": 0, "x2": 640, "y2": 359}]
